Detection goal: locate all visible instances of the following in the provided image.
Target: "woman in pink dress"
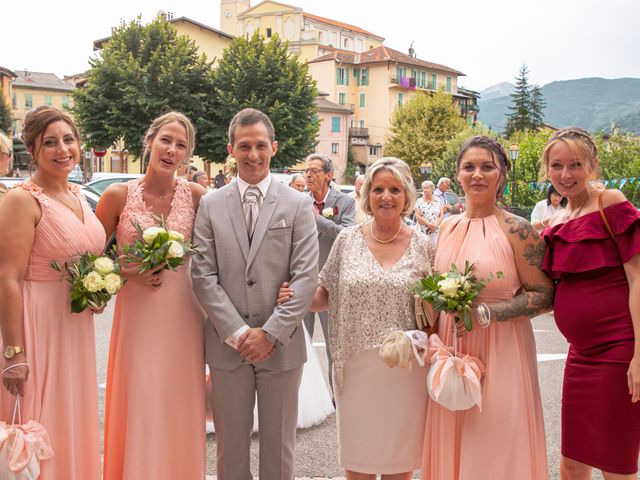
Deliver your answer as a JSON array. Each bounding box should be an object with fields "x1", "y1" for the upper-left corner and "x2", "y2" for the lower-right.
[
  {"x1": 422, "y1": 136, "x2": 552, "y2": 480},
  {"x1": 97, "y1": 112, "x2": 207, "y2": 480},
  {"x1": 0, "y1": 106, "x2": 105, "y2": 479},
  {"x1": 540, "y1": 128, "x2": 640, "y2": 479}
]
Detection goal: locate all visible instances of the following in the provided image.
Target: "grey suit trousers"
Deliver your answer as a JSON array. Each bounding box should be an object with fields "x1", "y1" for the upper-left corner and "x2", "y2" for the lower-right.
[{"x1": 210, "y1": 363, "x2": 303, "y2": 480}]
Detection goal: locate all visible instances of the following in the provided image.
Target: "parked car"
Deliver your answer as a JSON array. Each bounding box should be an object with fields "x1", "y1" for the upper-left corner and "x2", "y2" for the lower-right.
[
  {"x1": 335, "y1": 184, "x2": 355, "y2": 195},
  {"x1": 87, "y1": 173, "x2": 143, "y2": 194},
  {"x1": 0, "y1": 177, "x2": 101, "y2": 212}
]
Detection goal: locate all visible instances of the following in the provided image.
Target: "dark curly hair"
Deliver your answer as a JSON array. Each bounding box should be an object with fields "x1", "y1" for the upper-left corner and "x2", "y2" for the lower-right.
[{"x1": 455, "y1": 136, "x2": 511, "y2": 202}]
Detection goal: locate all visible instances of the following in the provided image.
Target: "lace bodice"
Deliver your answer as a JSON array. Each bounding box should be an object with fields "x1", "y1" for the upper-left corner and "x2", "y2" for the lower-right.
[
  {"x1": 116, "y1": 179, "x2": 195, "y2": 247},
  {"x1": 319, "y1": 225, "x2": 433, "y2": 393}
]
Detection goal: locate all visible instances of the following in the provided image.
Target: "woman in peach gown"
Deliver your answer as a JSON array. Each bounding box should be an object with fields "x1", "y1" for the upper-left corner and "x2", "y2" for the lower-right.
[
  {"x1": 422, "y1": 136, "x2": 552, "y2": 480},
  {"x1": 0, "y1": 106, "x2": 105, "y2": 479},
  {"x1": 97, "y1": 112, "x2": 207, "y2": 480}
]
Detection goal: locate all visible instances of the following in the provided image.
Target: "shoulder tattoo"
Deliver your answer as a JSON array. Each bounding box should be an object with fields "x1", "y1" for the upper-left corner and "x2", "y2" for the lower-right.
[{"x1": 505, "y1": 216, "x2": 540, "y2": 241}]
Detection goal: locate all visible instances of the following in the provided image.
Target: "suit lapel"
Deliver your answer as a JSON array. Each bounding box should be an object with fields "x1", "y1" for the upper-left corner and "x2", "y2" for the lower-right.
[
  {"x1": 225, "y1": 181, "x2": 250, "y2": 263},
  {"x1": 246, "y1": 179, "x2": 279, "y2": 270},
  {"x1": 324, "y1": 188, "x2": 337, "y2": 209}
]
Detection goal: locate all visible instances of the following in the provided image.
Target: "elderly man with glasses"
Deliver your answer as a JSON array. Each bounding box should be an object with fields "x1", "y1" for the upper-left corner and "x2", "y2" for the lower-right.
[{"x1": 304, "y1": 153, "x2": 355, "y2": 394}]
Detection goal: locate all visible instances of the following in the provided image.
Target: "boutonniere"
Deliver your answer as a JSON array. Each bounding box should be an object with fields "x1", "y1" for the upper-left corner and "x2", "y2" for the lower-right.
[{"x1": 322, "y1": 207, "x2": 334, "y2": 219}]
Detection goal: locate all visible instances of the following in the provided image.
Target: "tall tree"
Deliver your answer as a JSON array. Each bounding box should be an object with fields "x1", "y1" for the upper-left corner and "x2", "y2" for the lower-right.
[
  {"x1": 505, "y1": 64, "x2": 535, "y2": 136},
  {"x1": 72, "y1": 17, "x2": 215, "y2": 162},
  {"x1": 385, "y1": 91, "x2": 465, "y2": 181},
  {"x1": 208, "y1": 32, "x2": 319, "y2": 168},
  {"x1": 0, "y1": 97, "x2": 11, "y2": 134},
  {"x1": 530, "y1": 84, "x2": 546, "y2": 128}
]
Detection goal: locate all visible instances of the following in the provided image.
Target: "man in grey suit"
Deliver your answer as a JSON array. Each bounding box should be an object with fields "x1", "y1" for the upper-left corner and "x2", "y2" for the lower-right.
[
  {"x1": 303, "y1": 154, "x2": 355, "y2": 392},
  {"x1": 191, "y1": 109, "x2": 319, "y2": 480}
]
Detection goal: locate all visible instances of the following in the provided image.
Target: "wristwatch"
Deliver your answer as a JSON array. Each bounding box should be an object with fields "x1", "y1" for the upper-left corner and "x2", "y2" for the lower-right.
[{"x1": 3, "y1": 345, "x2": 24, "y2": 360}]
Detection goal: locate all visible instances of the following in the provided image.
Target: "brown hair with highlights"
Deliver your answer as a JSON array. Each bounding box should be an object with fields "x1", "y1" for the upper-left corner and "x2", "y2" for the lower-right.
[
  {"x1": 22, "y1": 106, "x2": 81, "y2": 168},
  {"x1": 455, "y1": 135, "x2": 511, "y2": 202},
  {"x1": 142, "y1": 111, "x2": 196, "y2": 166}
]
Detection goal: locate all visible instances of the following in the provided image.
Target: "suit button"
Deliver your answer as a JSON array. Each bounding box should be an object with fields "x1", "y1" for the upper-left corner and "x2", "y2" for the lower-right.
[{"x1": 247, "y1": 280, "x2": 255, "y2": 286}]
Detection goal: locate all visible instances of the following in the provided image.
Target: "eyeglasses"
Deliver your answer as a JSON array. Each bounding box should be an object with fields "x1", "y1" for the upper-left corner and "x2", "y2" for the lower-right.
[{"x1": 304, "y1": 168, "x2": 325, "y2": 175}]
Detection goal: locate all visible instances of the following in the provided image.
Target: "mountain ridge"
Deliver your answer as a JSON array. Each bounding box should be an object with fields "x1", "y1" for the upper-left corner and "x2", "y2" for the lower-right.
[{"x1": 477, "y1": 77, "x2": 640, "y2": 134}]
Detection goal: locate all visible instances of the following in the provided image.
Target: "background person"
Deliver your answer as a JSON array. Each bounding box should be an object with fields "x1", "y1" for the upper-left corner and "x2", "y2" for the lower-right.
[
  {"x1": 97, "y1": 112, "x2": 207, "y2": 480},
  {"x1": 414, "y1": 179, "x2": 443, "y2": 246},
  {"x1": 193, "y1": 170, "x2": 212, "y2": 192},
  {"x1": 0, "y1": 106, "x2": 106, "y2": 479},
  {"x1": 541, "y1": 128, "x2": 640, "y2": 480},
  {"x1": 423, "y1": 136, "x2": 551, "y2": 479},
  {"x1": 289, "y1": 173, "x2": 306, "y2": 192},
  {"x1": 304, "y1": 153, "x2": 355, "y2": 394},
  {"x1": 186, "y1": 164, "x2": 198, "y2": 181},
  {"x1": 0, "y1": 131, "x2": 12, "y2": 201},
  {"x1": 349, "y1": 174, "x2": 369, "y2": 224},
  {"x1": 530, "y1": 184, "x2": 566, "y2": 232},
  {"x1": 214, "y1": 169, "x2": 226, "y2": 189}
]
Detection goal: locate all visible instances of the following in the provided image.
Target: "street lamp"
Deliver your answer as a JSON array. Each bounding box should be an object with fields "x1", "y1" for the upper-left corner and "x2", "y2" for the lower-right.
[
  {"x1": 419, "y1": 161, "x2": 433, "y2": 181},
  {"x1": 509, "y1": 144, "x2": 519, "y2": 207}
]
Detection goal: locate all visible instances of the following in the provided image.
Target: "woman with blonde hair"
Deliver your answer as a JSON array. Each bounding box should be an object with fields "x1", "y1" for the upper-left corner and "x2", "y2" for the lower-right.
[
  {"x1": 0, "y1": 106, "x2": 105, "y2": 479},
  {"x1": 281, "y1": 157, "x2": 433, "y2": 479},
  {"x1": 541, "y1": 127, "x2": 640, "y2": 479},
  {"x1": 0, "y1": 130, "x2": 12, "y2": 200},
  {"x1": 97, "y1": 111, "x2": 207, "y2": 479}
]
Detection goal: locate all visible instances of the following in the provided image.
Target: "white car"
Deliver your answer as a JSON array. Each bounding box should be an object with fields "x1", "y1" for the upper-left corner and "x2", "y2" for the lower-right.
[
  {"x1": 87, "y1": 173, "x2": 143, "y2": 194},
  {"x1": 1, "y1": 177, "x2": 101, "y2": 211}
]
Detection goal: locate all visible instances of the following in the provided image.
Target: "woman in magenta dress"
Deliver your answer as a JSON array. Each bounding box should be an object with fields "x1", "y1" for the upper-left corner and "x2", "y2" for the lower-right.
[
  {"x1": 422, "y1": 136, "x2": 551, "y2": 480},
  {"x1": 97, "y1": 112, "x2": 207, "y2": 480},
  {"x1": 541, "y1": 127, "x2": 640, "y2": 479},
  {"x1": 0, "y1": 106, "x2": 105, "y2": 479}
]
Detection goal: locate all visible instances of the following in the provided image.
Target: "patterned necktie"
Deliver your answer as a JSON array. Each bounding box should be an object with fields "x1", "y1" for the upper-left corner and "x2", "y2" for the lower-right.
[{"x1": 244, "y1": 186, "x2": 261, "y2": 241}]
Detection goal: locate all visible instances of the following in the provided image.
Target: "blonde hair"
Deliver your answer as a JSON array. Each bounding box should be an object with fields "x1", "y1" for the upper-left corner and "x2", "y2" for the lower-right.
[
  {"x1": 540, "y1": 127, "x2": 599, "y2": 181},
  {"x1": 142, "y1": 111, "x2": 196, "y2": 165},
  {"x1": 0, "y1": 130, "x2": 11, "y2": 156},
  {"x1": 360, "y1": 157, "x2": 416, "y2": 218}
]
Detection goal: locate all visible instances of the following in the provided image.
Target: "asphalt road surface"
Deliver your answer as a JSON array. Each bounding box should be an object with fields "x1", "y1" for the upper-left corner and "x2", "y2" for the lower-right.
[{"x1": 94, "y1": 306, "x2": 618, "y2": 479}]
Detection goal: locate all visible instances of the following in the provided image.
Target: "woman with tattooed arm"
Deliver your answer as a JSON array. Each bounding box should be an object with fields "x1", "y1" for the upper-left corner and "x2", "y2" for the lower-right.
[
  {"x1": 541, "y1": 128, "x2": 640, "y2": 480},
  {"x1": 421, "y1": 136, "x2": 552, "y2": 480}
]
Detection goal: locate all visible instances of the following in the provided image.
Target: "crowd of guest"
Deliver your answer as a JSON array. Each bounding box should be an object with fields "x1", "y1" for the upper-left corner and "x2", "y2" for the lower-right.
[{"x1": 0, "y1": 106, "x2": 638, "y2": 480}]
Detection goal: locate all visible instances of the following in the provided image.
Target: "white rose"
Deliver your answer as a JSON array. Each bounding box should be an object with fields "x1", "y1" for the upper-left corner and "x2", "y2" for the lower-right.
[
  {"x1": 93, "y1": 256, "x2": 114, "y2": 275},
  {"x1": 104, "y1": 273, "x2": 122, "y2": 295},
  {"x1": 143, "y1": 226, "x2": 167, "y2": 244},
  {"x1": 438, "y1": 277, "x2": 461, "y2": 298},
  {"x1": 83, "y1": 271, "x2": 106, "y2": 293},
  {"x1": 168, "y1": 230, "x2": 185, "y2": 242},
  {"x1": 462, "y1": 280, "x2": 472, "y2": 292},
  {"x1": 322, "y1": 207, "x2": 334, "y2": 219},
  {"x1": 167, "y1": 240, "x2": 184, "y2": 259}
]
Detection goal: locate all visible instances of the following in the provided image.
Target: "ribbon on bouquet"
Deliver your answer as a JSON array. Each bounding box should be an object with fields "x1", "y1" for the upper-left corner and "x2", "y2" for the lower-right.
[{"x1": 426, "y1": 334, "x2": 485, "y2": 411}]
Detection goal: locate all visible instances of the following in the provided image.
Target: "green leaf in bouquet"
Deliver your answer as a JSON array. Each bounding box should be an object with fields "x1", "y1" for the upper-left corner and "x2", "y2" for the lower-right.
[{"x1": 463, "y1": 310, "x2": 473, "y2": 331}]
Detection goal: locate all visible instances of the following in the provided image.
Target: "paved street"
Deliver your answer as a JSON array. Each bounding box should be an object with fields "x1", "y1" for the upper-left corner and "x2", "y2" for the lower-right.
[{"x1": 94, "y1": 307, "x2": 611, "y2": 480}]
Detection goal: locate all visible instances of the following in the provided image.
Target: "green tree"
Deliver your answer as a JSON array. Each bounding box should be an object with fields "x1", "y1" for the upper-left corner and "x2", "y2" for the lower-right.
[
  {"x1": 384, "y1": 91, "x2": 465, "y2": 182},
  {"x1": 0, "y1": 97, "x2": 11, "y2": 134},
  {"x1": 72, "y1": 17, "x2": 215, "y2": 163},
  {"x1": 435, "y1": 124, "x2": 501, "y2": 183},
  {"x1": 530, "y1": 84, "x2": 546, "y2": 127},
  {"x1": 505, "y1": 64, "x2": 536, "y2": 137},
  {"x1": 209, "y1": 32, "x2": 319, "y2": 168},
  {"x1": 596, "y1": 133, "x2": 640, "y2": 206}
]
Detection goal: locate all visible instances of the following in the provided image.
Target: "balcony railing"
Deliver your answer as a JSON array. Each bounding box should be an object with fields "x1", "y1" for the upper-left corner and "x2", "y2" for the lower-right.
[{"x1": 349, "y1": 127, "x2": 369, "y2": 138}]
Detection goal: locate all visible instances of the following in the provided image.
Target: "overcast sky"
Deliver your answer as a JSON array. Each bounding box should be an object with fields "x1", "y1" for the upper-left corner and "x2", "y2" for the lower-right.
[{"x1": 3, "y1": 0, "x2": 639, "y2": 91}]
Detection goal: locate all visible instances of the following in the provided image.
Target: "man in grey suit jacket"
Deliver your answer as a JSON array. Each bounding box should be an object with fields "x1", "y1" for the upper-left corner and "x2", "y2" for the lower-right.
[
  {"x1": 191, "y1": 109, "x2": 319, "y2": 480},
  {"x1": 303, "y1": 154, "x2": 355, "y2": 392}
]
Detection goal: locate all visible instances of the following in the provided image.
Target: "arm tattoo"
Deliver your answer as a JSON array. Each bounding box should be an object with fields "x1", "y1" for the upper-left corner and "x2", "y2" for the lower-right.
[
  {"x1": 489, "y1": 283, "x2": 553, "y2": 322},
  {"x1": 505, "y1": 216, "x2": 540, "y2": 241},
  {"x1": 523, "y1": 241, "x2": 547, "y2": 268}
]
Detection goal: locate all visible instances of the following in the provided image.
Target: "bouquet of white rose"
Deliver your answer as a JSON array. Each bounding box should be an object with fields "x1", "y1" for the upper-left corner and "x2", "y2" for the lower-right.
[
  {"x1": 414, "y1": 261, "x2": 501, "y2": 332},
  {"x1": 51, "y1": 254, "x2": 124, "y2": 313},
  {"x1": 121, "y1": 216, "x2": 200, "y2": 273}
]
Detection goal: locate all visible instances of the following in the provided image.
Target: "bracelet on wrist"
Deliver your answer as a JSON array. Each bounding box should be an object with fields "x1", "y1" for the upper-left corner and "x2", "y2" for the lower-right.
[{"x1": 475, "y1": 303, "x2": 491, "y2": 329}]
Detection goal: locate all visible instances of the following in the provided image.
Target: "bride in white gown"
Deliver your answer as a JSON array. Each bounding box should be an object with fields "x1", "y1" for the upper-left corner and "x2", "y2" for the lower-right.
[{"x1": 206, "y1": 325, "x2": 335, "y2": 433}]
